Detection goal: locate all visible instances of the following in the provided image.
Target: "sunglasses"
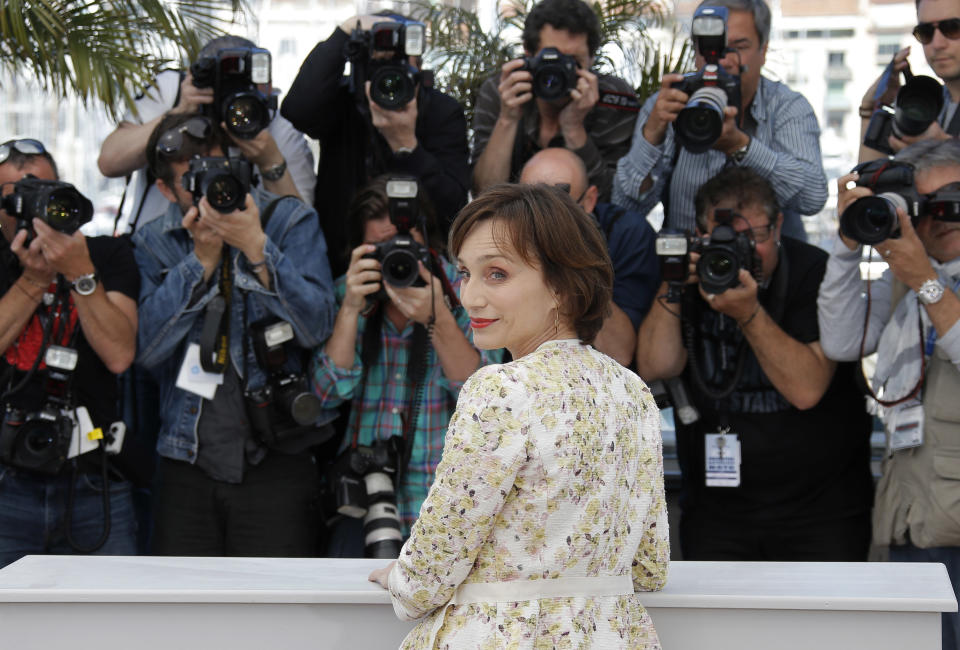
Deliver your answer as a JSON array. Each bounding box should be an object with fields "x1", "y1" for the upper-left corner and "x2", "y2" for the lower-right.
[
  {"x1": 155, "y1": 117, "x2": 213, "y2": 156},
  {"x1": 0, "y1": 138, "x2": 47, "y2": 165},
  {"x1": 912, "y1": 17, "x2": 960, "y2": 45}
]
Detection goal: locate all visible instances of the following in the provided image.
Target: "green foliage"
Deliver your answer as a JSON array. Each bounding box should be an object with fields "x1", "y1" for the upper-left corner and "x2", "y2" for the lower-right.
[
  {"x1": 411, "y1": 0, "x2": 693, "y2": 124},
  {"x1": 0, "y1": 0, "x2": 247, "y2": 121}
]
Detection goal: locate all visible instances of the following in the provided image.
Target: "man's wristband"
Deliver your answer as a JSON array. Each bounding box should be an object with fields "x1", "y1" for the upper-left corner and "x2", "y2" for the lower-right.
[
  {"x1": 260, "y1": 159, "x2": 287, "y2": 182},
  {"x1": 14, "y1": 281, "x2": 41, "y2": 303},
  {"x1": 738, "y1": 303, "x2": 762, "y2": 328},
  {"x1": 859, "y1": 104, "x2": 874, "y2": 119}
]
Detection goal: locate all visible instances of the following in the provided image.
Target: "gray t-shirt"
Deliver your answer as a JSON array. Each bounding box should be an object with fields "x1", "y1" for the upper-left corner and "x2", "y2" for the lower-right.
[{"x1": 196, "y1": 363, "x2": 266, "y2": 484}]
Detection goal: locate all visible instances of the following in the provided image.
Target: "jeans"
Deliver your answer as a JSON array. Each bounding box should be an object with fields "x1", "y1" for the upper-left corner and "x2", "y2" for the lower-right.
[
  {"x1": 0, "y1": 463, "x2": 138, "y2": 569},
  {"x1": 889, "y1": 542, "x2": 960, "y2": 650}
]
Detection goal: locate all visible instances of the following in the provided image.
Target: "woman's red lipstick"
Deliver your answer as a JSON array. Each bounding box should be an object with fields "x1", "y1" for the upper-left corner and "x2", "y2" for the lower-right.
[{"x1": 470, "y1": 318, "x2": 497, "y2": 329}]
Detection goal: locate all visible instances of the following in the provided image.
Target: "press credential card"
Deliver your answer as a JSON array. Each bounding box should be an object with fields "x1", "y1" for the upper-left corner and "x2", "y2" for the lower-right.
[{"x1": 175, "y1": 342, "x2": 223, "y2": 400}]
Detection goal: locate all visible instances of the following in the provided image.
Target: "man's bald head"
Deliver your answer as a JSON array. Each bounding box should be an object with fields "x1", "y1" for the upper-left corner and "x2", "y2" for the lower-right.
[{"x1": 519, "y1": 147, "x2": 590, "y2": 198}]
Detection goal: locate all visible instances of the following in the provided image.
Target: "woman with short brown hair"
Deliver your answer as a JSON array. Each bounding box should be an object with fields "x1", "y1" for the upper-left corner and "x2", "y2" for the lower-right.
[{"x1": 370, "y1": 183, "x2": 669, "y2": 649}]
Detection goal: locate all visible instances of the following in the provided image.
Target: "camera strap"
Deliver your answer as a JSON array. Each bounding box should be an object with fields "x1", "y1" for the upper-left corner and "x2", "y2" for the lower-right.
[{"x1": 199, "y1": 256, "x2": 231, "y2": 374}]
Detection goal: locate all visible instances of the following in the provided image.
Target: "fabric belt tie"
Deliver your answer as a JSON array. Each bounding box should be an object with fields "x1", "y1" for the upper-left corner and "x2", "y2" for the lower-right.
[{"x1": 425, "y1": 574, "x2": 634, "y2": 647}]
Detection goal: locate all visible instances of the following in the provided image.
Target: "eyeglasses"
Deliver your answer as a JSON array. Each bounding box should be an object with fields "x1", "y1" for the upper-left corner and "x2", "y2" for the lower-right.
[
  {"x1": 553, "y1": 182, "x2": 588, "y2": 205},
  {"x1": 912, "y1": 18, "x2": 960, "y2": 45},
  {"x1": 747, "y1": 222, "x2": 777, "y2": 243},
  {"x1": 0, "y1": 138, "x2": 47, "y2": 165},
  {"x1": 155, "y1": 117, "x2": 213, "y2": 156}
]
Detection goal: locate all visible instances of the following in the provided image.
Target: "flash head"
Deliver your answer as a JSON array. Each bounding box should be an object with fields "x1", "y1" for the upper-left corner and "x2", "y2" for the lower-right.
[{"x1": 44, "y1": 346, "x2": 78, "y2": 372}]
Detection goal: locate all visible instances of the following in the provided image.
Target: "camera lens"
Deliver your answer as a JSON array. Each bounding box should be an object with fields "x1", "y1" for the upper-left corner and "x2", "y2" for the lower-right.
[
  {"x1": 43, "y1": 189, "x2": 83, "y2": 232},
  {"x1": 698, "y1": 248, "x2": 741, "y2": 294},
  {"x1": 223, "y1": 93, "x2": 268, "y2": 139},
  {"x1": 203, "y1": 173, "x2": 245, "y2": 213},
  {"x1": 840, "y1": 193, "x2": 907, "y2": 245},
  {"x1": 894, "y1": 76, "x2": 944, "y2": 137},
  {"x1": 363, "y1": 499, "x2": 403, "y2": 559},
  {"x1": 676, "y1": 86, "x2": 727, "y2": 153},
  {"x1": 381, "y1": 248, "x2": 420, "y2": 287},
  {"x1": 288, "y1": 391, "x2": 322, "y2": 426},
  {"x1": 370, "y1": 65, "x2": 416, "y2": 109},
  {"x1": 534, "y1": 67, "x2": 569, "y2": 101}
]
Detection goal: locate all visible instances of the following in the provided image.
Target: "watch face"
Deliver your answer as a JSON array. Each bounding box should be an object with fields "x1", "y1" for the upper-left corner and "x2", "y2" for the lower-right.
[
  {"x1": 74, "y1": 275, "x2": 97, "y2": 295},
  {"x1": 920, "y1": 280, "x2": 944, "y2": 304}
]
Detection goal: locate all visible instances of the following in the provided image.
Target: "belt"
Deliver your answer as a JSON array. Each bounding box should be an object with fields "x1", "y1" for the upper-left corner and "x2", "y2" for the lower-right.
[{"x1": 425, "y1": 574, "x2": 634, "y2": 647}]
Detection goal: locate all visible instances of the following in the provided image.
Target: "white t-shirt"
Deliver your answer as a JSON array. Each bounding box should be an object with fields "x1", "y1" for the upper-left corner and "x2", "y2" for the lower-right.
[{"x1": 117, "y1": 69, "x2": 317, "y2": 233}]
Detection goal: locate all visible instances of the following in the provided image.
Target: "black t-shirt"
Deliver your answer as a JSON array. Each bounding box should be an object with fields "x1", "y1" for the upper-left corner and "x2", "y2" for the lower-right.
[
  {"x1": 675, "y1": 236, "x2": 873, "y2": 526},
  {"x1": 1, "y1": 236, "x2": 140, "y2": 430}
]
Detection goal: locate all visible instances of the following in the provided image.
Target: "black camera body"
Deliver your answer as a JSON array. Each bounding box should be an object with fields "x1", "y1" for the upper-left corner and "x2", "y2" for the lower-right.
[
  {"x1": 670, "y1": 6, "x2": 742, "y2": 153},
  {"x1": 332, "y1": 435, "x2": 405, "y2": 558},
  {"x1": 363, "y1": 178, "x2": 430, "y2": 297},
  {"x1": 864, "y1": 69, "x2": 943, "y2": 155},
  {"x1": 840, "y1": 160, "x2": 923, "y2": 245},
  {"x1": 522, "y1": 47, "x2": 579, "y2": 101},
  {"x1": 0, "y1": 346, "x2": 80, "y2": 475},
  {"x1": 181, "y1": 156, "x2": 255, "y2": 213},
  {"x1": 190, "y1": 47, "x2": 277, "y2": 139},
  {"x1": 656, "y1": 219, "x2": 761, "y2": 302},
  {"x1": 244, "y1": 320, "x2": 325, "y2": 448},
  {"x1": 346, "y1": 21, "x2": 425, "y2": 109},
  {"x1": 2, "y1": 177, "x2": 93, "y2": 239}
]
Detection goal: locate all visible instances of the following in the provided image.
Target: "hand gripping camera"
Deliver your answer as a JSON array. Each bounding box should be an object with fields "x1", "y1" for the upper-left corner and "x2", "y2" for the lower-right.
[
  {"x1": 244, "y1": 320, "x2": 325, "y2": 448},
  {"x1": 363, "y1": 177, "x2": 430, "y2": 297},
  {"x1": 656, "y1": 210, "x2": 762, "y2": 302},
  {"x1": 671, "y1": 6, "x2": 742, "y2": 153},
  {"x1": 332, "y1": 435, "x2": 405, "y2": 558},
  {"x1": 863, "y1": 62, "x2": 944, "y2": 155},
  {"x1": 181, "y1": 156, "x2": 255, "y2": 213},
  {"x1": 0, "y1": 346, "x2": 79, "y2": 475},
  {"x1": 2, "y1": 177, "x2": 93, "y2": 240},
  {"x1": 521, "y1": 47, "x2": 579, "y2": 101},
  {"x1": 190, "y1": 47, "x2": 277, "y2": 139},
  {"x1": 840, "y1": 159, "x2": 960, "y2": 245},
  {"x1": 346, "y1": 20, "x2": 426, "y2": 109}
]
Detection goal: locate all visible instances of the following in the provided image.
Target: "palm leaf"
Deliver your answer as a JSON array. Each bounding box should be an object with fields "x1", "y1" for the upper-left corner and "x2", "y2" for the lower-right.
[{"x1": 0, "y1": 0, "x2": 247, "y2": 121}]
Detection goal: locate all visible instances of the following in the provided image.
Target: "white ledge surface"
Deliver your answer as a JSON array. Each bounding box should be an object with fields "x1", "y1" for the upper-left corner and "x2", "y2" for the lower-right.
[{"x1": 0, "y1": 556, "x2": 954, "y2": 613}]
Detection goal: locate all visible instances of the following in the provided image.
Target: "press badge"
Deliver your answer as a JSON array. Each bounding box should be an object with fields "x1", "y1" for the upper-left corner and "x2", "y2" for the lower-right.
[
  {"x1": 889, "y1": 400, "x2": 924, "y2": 452},
  {"x1": 705, "y1": 429, "x2": 741, "y2": 487},
  {"x1": 175, "y1": 342, "x2": 224, "y2": 399},
  {"x1": 67, "y1": 406, "x2": 100, "y2": 459}
]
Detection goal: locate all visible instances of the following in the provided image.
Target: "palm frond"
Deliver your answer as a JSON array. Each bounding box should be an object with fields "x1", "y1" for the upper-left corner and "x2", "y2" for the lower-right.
[{"x1": 0, "y1": 0, "x2": 248, "y2": 121}]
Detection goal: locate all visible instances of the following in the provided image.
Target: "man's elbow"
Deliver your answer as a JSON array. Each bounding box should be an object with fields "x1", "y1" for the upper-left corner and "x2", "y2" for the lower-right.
[
  {"x1": 104, "y1": 349, "x2": 136, "y2": 375},
  {"x1": 788, "y1": 383, "x2": 830, "y2": 411}
]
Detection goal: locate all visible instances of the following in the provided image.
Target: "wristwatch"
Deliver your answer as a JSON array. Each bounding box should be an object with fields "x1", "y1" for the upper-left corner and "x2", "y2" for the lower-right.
[
  {"x1": 729, "y1": 138, "x2": 750, "y2": 164},
  {"x1": 260, "y1": 159, "x2": 287, "y2": 182},
  {"x1": 72, "y1": 271, "x2": 98, "y2": 296},
  {"x1": 918, "y1": 278, "x2": 945, "y2": 305}
]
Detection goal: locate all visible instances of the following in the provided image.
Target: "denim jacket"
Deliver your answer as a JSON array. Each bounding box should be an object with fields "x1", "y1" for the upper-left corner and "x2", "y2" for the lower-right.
[{"x1": 132, "y1": 188, "x2": 336, "y2": 462}]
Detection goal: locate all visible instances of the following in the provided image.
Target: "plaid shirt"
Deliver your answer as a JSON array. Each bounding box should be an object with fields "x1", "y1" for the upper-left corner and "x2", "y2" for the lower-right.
[{"x1": 312, "y1": 258, "x2": 499, "y2": 533}]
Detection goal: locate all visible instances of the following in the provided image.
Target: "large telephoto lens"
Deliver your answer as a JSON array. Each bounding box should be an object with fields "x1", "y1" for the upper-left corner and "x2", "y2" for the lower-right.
[
  {"x1": 840, "y1": 193, "x2": 908, "y2": 245},
  {"x1": 894, "y1": 76, "x2": 944, "y2": 137},
  {"x1": 222, "y1": 92, "x2": 268, "y2": 139},
  {"x1": 370, "y1": 65, "x2": 416, "y2": 109},
  {"x1": 676, "y1": 86, "x2": 727, "y2": 153},
  {"x1": 362, "y1": 470, "x2": 403, "y2": 559}
]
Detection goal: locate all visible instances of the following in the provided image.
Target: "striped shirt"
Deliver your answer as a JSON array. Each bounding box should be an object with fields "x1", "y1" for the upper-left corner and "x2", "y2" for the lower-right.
[
  {"x1": 613, "y1": 76, "x2": 827, "y2": 236},
  {"x1": 311, "y1": 258, "x2": 499, "y2": 533}
]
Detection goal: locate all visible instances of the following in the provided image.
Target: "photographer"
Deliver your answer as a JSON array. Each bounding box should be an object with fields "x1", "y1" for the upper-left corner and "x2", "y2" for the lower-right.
[
  {"x1": 636, "y1": 166, "x2": 873, "y2": 561},
  {"x1": 471, "y1": 0, "x2": 639, "y2": 201},
  {"x1": 134, "y1": 113, "x2": 336, "y2": 556},
  {"x1": 281, "y1": 13, "x2": 470, "y2": 276},
  {"x1": 613, "y1": 0, "x2": 826, "y2": 240},
  {"x1": 519, "y1": 147, "x2": 659, "y2": 366},
  {"x1": 311, "y1": 176, "x2": 495, "y2": 557},
  {"x1": 858, "y1": 0, "x2": 960, "y2": 161},
  {"x1": 0, "y1": 140, "x2": 139, "y2": 567},
  {"x1": 99, "y1": 35, "x2": 316, "y2": 233},
  {"x1": 818, "y1": 139, "x2": 960, "y2": 648}
]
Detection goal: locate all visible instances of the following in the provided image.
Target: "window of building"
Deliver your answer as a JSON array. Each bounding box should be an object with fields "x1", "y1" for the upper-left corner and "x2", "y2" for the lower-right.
[
  {"x1": 827, "y1": 79, "x2": 846, "y2": 95},
  {"x1": 829, "y1": 29, "x2": 855, "y2": 38},
  {"x1": 828, "y1": 51, "x2": 845, "y2": 67},
  {"x1": 826, "y1": 110, "x2": 845, "y2": 130},
  {"x1": 807, "y1": 29, "x2": 824, "y2": 38}
]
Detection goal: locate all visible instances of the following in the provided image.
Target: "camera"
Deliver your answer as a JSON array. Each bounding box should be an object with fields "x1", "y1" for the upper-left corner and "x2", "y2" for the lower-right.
[
  {"x1": 244, "y1": 320, "x2": 325, "y2": 448},
  {"x1": 363, "y1": 178, "x2": 430, "y2": 294},
  {"x1": 332, "y1": 435, "x2": 405, "y2": 558},
  {"x1": 670, "y1": 6, "x2": 742, "y2": 153},
  {"x1": 190, "y1": 47, "x2": 277, "y2": 139},
  {"x1": 0, "y1": 346, "x2": 79, "y2": 475},
  {"x1": 346, "y1": 21, "x2": 425, "y2": 109},
  {"x1": 522, "y1": 47, "x2": 579, "y2": 101},
  {"x1": 656, "y1": 212, "x2": 761, "y2": 302},
  {"x1": 840, "y1": 160, "x2": 923, "y2": 245},
  {"x1": 2, "y1": 177, "x2": 92, "y2": 239},
  {"x1": 181, "y1": 156, "x2": 255, "y2": 213},
  {"x1": 864, "y1": 64, "x2": 944, "y2": 155}
]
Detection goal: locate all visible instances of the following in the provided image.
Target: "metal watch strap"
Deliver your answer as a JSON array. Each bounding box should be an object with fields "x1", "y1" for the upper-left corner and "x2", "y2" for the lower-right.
[{"x1": 260, "y1": 159, "x2": 287, "y2": 181}]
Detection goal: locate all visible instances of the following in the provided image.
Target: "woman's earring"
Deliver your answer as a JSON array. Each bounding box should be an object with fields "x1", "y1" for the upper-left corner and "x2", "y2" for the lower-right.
[{"x1": 554, "y1": 299, "x2": 560, "y2": 336}]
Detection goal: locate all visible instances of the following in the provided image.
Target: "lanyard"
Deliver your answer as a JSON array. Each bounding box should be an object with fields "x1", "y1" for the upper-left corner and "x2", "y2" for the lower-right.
[
  {"x1": 199, "y1": 255, "x2": 231, "y2": 373},
  {"x1": 924, "y1": 276, "x2": 960, "y2": 357}
]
